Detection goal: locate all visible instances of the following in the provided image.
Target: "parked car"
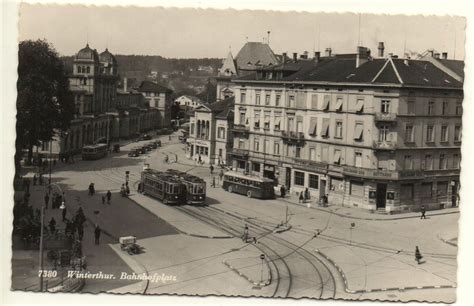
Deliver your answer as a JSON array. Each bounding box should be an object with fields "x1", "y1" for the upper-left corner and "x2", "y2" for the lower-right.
[
  {"x1": 138, "y1": 147, "x2": 147, "y2": 154},
  {"x1": 128, "y1": 149, "x2": 140, "y2": 157},
  {"x1": 148, "y1": 142, "x2": 158, "y2": 149},
  {"x1": 154, "y1": 139, "x2": 161, "y2": 147}
]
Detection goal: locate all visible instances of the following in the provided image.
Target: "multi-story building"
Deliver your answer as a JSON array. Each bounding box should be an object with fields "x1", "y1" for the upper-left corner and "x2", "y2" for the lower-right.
[
  {"x1": 136, "y1": 80, "x2": 173, "y2": 129},
  {"x1": 230, "y1": 46, "x2": 463, "y2": 213},
  {"x1": 175, "y1": 95, "x2": 204, "y2": 108},
  {"x1": 186, "y1": 97, "x2": 235, "y2": 165},
  {"x1": 215, "y1": 42, "x2": 281, "y2": 101}
]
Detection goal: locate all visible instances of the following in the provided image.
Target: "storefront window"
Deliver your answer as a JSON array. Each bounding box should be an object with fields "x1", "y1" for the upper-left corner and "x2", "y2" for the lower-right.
[{"x1": 294, "y1": 171, "x2": 305, "y2": 186}]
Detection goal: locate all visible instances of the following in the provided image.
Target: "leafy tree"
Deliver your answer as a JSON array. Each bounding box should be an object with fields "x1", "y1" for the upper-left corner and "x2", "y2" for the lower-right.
[
  {"x1": 16, "y1": 40, "x2": 74, "y2": 169},
  {"x1": 197, "y1": 80, "x2": 217, "y2": 103}
]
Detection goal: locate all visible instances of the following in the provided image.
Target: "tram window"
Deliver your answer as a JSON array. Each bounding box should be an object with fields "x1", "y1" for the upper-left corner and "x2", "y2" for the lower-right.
[
  {"x1": 253, "y1": 181, "x2": 261, "y2": 187},
  {"x1": 197, "y1": 185, "x2": 204, "y2": 193},
  {"x1": 234, "y1": 178, "x2": 240, "y2": 183}
]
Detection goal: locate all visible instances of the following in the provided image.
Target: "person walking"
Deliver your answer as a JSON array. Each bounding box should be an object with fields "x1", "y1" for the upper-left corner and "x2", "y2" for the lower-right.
[
  {"x1": 211, "y1": 176, "x2": 216, "y2": 188},
  {"x1": 415, "y1": 246, "x2": 423, "y2": 264},
  {"x1": 299, "y1": 192, "x2": 304, "y2": 204},
  {"x1": 106, "y1": 190, "x2": 111, "y2": 204},
  {"x1": 94, "y1": 225, "x2": 101, "y2": 245},
  {"x1": 198, "y1": 154, "x2": 202, "y2": 165},
  {"x1": 219, "y1": 169, "x2": 224, "y2": 183},
  {"x1": 420, "y1": 205, "x2": 426, "y2": 219},
  {"x1": 48, "y1": 217, "x2": 56, "y2": 234},
  {"x1": 242, "y1": 224, "x2": 249, "y2": 243},
  {"x1": 280, "y1": 185, "x2": 286, "y2": 198},
  {"x1": 209, "y1": 164, "x2": 214, "y2": 174},
  {"x1": 304, "y1": 188, "x2": 310, "y2": 203}
]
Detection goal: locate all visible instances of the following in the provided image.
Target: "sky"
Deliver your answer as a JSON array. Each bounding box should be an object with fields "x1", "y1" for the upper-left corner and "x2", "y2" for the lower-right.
[{"x1": 19, "y1": 4, "x2": 466, "y2": 60}]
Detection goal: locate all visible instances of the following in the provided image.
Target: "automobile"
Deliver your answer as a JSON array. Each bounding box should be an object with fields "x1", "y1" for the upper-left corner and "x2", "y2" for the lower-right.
[
  {"x1": 128, "y1": 149, "x2": 140, "y2": 157},
  {"x1": 138, "y1": 147, "x2": 147, "y2": 154},
  {"x1": 142, "y1": 134, "x2": 152, "y2": 140},
  {"x1": 148, "y1": 142, "x2": 158, "y2": 149},
  {"x1": 154, "y1": 139, "x2": 161, "y2": 147}
]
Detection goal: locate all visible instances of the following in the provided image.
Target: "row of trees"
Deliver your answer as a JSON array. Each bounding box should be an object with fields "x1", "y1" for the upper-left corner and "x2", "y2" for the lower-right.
[{"x1": 16, "y1": 40, "x2": 74, "y2": 172}]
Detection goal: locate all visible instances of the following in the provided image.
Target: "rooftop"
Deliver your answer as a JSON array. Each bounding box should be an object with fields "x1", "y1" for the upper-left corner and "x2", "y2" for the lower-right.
[{"x1": 136, "y1": 81, "x2": 173, "y2": 94}]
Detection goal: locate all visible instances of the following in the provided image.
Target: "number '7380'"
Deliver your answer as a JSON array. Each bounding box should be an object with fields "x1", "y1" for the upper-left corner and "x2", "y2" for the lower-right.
[{"x1": 38, "y1": 270, "x2": 57, "y2": 278}]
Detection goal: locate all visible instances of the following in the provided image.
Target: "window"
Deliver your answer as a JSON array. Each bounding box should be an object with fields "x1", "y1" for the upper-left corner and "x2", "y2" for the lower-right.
[
  {"x1": 296, "y1": 117, "x2": 303, "y2": 133},
  {"x1": 238, "y1": 139, "x2": 245, "y2": 149},
  {"x1": 334, "y1": 149, "x2": 341, "y2": 165},
  {"x1": 426, "y1": 125, "x2": 434, "y2": 142},
  {"x1": 218, "y1": 127, "x2": 226, "y2": 139},
  {"x1": 254, "y1": 138, "x2": 260, "y2": 152},
  {"x1": 354, "y1": 123, "x2": 364, "y2": 141},
  {"x1": 309, "y1": 174, "x2": 319, "y2": 189},
  {"x1": 295, "y1": 147, "x2": 301, "y2": 158},
  {"x1": 379, "y1": 125, "x2": 389, "y2": 141},
  {"x1": 334, "y1": 97, "x2": 343, "y2": 111},
  {"x1": 441, "y1": 125, "x2": 448, "y2": 142},
  {"x1": 252, "y1": 163, "x2": 260, "y2": 173},
  {"x1": 263, "y1": 113, "x2": 271, "y2": 129},
  {"x1": 264, "y1": 139, "x2": 270, "y2": 154},
  {"x1": 287, "y1": 117, "x2": 295, "y2": 132},
  {"x1": 424, "y1": 154, "x2": 433, "y2": 170},
  {"x1": 321, "y1": 95, "x2": 330, "y2": 111},
  {"x1": 405, "y1": 125, "x2": 414, "y2": 143},
  {"x1": 355, "y1": 99, "x2": 364, "y2": 112},
  {"x1": 274, "y1": 142, "x2": 280, "y2": 155},
  {"x1": 256, "y1": 93, "x2": 261, "y2": 105},
  {"x1": 275, "y1": 94, "x2": 281, "y2": 106},
  {"x1": 190, "y1": 123, "x2": 195, "y2": 135},
  {"x1": 239, "y1": 111, "x2": 246, "y2": 125},
  {"x1": 218, "y1": 148, "x2": 223, "y2": 157},
  {"x1": 350, "y1": 181, "x2": 364, "y2": 197},
  {"x1": 437, "y1": 181, "x2": 448, "y2": 196},
  {"x1": 294, "y1": 171, "x2": 305, "y2": 186},
  {"x1": 421, "y1": 182, "x2": 433, "y2": 198},
  {"x1": 407, "y1": 100, "x2": 415, "y2": 115},
  {"x1": 309, "y1": 147, "x2": 316, "y2": 160},
  {"x1": 428, "y1": 101, "x2": 435, "y2": 115},
  {"x1": 404, "y1": 155, "x2": 413, "y2": 170},
  {"x1": 454, "y1": 125, "x2": 461, "y2": 141},
  {"x1": 381, "y1": 99, "x2": 390, "y2": 113},
  {"x1": 456, "y1": 102, "x2": 462, "y2": 115},
  {"x1": 288, "y1": 95, "x2": 295, "y2": 108},
  {"x1": 274, "y1": 113, "x2": 281, "y2": 130},
  {"x1": 311, "y1": 94, "x2": 318, "y2": 109},
  {"x1": 321, "y1": 119, "x2": 330, "y2": 137},
  {"x1": 265, "y1": 93, "x2": 270, "y2": 105},
  {"x1": 307, "y1": 118, "x2": 317, "y2": 136},
  {"x1": 254, "y1": 110, "x2": 261, "y2": 128},
  {"x1": 453, "y1": 154, "x2": 460, "y2": 169},
  {"x1": 86, "y1": 66, "x2": 90, "y2": 74},
  {"x1": 400, "y1": 184, "x2": 414, "y2": 200},
  {"x1": 335, "y1": 121, "x2": 343, "y2": 138},
  {"x1": 355, "y1": 152, "x2": 362, "y2": 167},
  {"x1": 240, "y1": 92, "x2": 246, "y2": 104},
  {"x1": 442, "y1": 101, "x2": 449, "y2": 115},
  {"x1": 439, "y1": 154, "x2": 447, "y2": 169}
]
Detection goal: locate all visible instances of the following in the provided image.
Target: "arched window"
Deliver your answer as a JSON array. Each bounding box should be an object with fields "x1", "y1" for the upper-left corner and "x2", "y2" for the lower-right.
[{"x1": 86, "y1": 66, "x2": 90, "y2": 74}]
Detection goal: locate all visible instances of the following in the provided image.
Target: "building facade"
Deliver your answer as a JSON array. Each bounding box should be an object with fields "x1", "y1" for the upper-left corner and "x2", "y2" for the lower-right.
[
  {"x1": 230, "y1": 47, "x2": 463, "y2": 213},
  {"x1": 186, "y1": 97, "x2": 235, "y2": 165},
  {"x1": 136, "y1": 81, "x2": 173, "y2": 129}
]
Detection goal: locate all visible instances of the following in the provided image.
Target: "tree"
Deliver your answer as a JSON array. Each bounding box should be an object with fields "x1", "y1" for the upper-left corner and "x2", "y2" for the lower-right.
[
  {"x1": 16, "y1": 40, "x2": 74, "y2": 169},
  {"x1": 197, "y1": 79, "x2": 217, "y2": 103}
]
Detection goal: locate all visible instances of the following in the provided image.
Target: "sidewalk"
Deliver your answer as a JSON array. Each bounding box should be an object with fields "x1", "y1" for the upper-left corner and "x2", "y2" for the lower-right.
[{"x1": 277, "y1": 193, "x2": 459, "y2": 221}]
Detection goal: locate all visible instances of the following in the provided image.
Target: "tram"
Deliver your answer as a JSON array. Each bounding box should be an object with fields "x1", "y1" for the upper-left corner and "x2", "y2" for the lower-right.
[
  {"x1": 141, "y1": 169, "x2": 186, "y2": 205},
  {"x1": 82, "y1": 143, "x2": 108, "y2": 160},
  {"x1": 166, "y1": 169, "x2": 206, "y2": 205},
  {"x1": 222, "y1": 171, "x2": 275, "y2": 199}
]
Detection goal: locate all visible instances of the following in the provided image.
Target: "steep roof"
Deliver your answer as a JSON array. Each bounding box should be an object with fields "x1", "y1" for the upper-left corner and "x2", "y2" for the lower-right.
[
  {"x1": 235, "y1": 42, "x2": 280, "y2": 71},
  {"x1": 195, "y1": 97, "x2": 235, "y2": 117},
  {"x1": 218, "y1": 52, "x2": 237, "y2": 76},
  {"x1": 76, "y1": 44, "x2": 99, "y2": 62},
  {"x1": 136, "y1": 81, "x2": 172, "y2": 93}
]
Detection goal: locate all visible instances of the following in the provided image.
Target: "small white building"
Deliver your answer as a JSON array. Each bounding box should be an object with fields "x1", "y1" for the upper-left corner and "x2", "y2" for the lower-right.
[{"x1": 175, "y1": 95, "x2": 204, "y2": 108}]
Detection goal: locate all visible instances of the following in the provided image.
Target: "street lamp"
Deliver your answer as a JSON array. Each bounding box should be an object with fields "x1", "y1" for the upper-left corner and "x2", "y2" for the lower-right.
[
  {"x1": 39, "y1": 182, "x2": 63, "y2": 291},
  {"x1": 259, "y1": 254, "x2": 265, "y2": 284}
]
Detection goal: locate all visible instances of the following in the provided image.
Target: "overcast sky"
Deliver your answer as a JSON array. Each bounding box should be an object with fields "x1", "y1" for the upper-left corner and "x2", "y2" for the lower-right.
[{"x1": 19, "y1": 4, "x2": 466, "y2": 60}]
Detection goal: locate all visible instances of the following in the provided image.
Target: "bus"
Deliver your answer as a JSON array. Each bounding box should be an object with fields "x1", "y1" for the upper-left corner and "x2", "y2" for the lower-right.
[
  {"x1": 166, "y1": 169, "x2": 206, "y2": 205},
  {"x1": 222, "y1": 171, "x2": 275, "y2": 199},
  {"x1": 82, "y1": 144, "x2": 108, "y2": 160},
  {"x1": 141, "y1": 169, "x2": 185, "y2": 205}
]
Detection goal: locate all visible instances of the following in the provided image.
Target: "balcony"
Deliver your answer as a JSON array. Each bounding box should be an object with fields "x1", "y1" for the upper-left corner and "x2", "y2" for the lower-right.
[
  {"x1": 281, "y1": 131, "x2": 305, "y2": 143},
  {"x1": 231, "y1": 148, "x2": 249, "y2": 158},
  {"x1": 373, "y1": 140, "x2": 397, "y2": 150},
  {"x1": 374, "y1": 112, "x2": 397, "y2": 123},
  {"x1": 232, "y1": 124, "x2": 250, "y2": 135}
]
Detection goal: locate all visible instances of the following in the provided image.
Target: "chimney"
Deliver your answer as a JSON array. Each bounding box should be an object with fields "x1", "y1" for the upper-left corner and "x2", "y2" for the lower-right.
[
  {"x1": 428, "y1": 50, "x2": 434, "y2": 57},
  {"x1": 300, "y1": 53, "x2": 308, "y2": 59},
  {"x1": 378, "y1": 42, "x2": 385, "y2": 57},
  {"x1": 356, "y1": 46, "x2": 370, "y2": 68},
  {"x1": 434, "y1": 52, "x2": 440, "y2": 59},
  {"x1": 325, "y1": 48, "x2": 332, "y2": 57},
  {"x1": 442, "y1": 52, "x2": 448, "y2": 59},
  {"x1": 282, "y1": 52, "x2": 287, "y2": 63},
  {"x1": 293, "y1": 52, "x2": 298, "y2": 61},
  {"x1": 123, "y1": 77, "x2": 128, "y2": 92},
  {"x1": 314, "y1": 51, "x2": 321, "y2": 61}
]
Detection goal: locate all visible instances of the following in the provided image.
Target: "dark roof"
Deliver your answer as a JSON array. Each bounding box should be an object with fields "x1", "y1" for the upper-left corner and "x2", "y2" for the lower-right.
[
  {"x1": 235, "y1": 42, "x2": 280, "y2": 70},
  {"x1": 436, "y1": 59, "x2": 464, "y2": 79},
  {"x1": 76, "y1": 44, "x2": 99, "y2": 62},
  {"x1": 99, "y1": 48, "x2": 116, "y2": 64},
  {"x1": 195, "y1": 97, "x2": 234, "y2": 119},
  {"x1": 136, "y1": 81, "x2": 172, "y2": 93}
]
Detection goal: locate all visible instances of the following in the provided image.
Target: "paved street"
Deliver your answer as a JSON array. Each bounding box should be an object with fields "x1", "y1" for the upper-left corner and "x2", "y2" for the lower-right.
[{"x1": 13, "y1": 132, "x2": 458, "y2": 301}]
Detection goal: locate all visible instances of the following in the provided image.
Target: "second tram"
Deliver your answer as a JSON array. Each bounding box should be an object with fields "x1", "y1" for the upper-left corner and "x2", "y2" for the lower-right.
[
  {"x1": 82, "y1": 143, "x2": 108, "y2": 160},
  {"x1": 141, "y1": 170, "x2": 186, "y2": 205},
  {"x1": 166, "y1": 169, "x2": 206, "y2": 205}
]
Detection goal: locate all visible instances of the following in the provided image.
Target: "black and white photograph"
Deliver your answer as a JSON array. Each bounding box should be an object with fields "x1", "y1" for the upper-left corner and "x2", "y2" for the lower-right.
[{"x1": 2, "y1": 0, "x2": 474, "y2": 305}]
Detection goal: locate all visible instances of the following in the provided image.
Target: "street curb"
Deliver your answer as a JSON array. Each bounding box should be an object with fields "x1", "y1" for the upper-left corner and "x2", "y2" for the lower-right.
[
  {"x1": 222, "y1": 259, "x2": 271, "y2": 288},
  {"x1": 315, "y1": 249, "x2": 457, "y2": 294},
  {"x1": 437, "y1": 234, "x2": 458, "y2": 247},
  {"x1": 277, "y1": 198, "x2": 459, "y2": 221}
]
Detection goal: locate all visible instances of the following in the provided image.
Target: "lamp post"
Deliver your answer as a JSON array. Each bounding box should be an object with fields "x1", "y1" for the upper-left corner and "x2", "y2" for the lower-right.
[
  {"x1": 39, "y1": 182, "x2": 64, "y2": 291},
  {"x1": 260, "y1": 254, "x2": 265, "y2": 284}
]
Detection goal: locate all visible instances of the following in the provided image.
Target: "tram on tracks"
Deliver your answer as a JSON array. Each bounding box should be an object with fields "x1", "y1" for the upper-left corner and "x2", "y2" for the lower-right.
[
  {"x1": 140, "y1": 169, "x2": 186, "y2": 205},
  {"x1": 165, "y1": 169, "x2": 206, "y2": 205},
  {"x1": 82, "y1": 143, "x2": 108, "y2": 160},
  {"x1": 222, "y1": 171, "x2": 275, "y2": 199}
]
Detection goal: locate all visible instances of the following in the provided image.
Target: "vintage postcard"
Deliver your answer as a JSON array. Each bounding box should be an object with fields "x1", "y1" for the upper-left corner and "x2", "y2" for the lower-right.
[{"x1": 6, "y1": 1, "x2": 469, "y2": 304}]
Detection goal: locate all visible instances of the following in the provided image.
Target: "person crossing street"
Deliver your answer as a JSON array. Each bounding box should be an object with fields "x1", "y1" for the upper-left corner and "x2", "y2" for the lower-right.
[{"x1": 415, "y1": 246, "x2": 423, "y2": 264}]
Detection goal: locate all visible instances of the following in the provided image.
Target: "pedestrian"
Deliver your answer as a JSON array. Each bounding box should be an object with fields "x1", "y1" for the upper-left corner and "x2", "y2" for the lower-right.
[
  {"x1": 280, "y1": 185, "x2": 286, "y2": 198},
  {"x1": 175, "y1": 154, "x2": 178, "y2": 163},
  {"x1": 415, "y1": 246, "x2": 423, "y2": 264},
  {"x1": 44, "y1": 193, "x2": 49, "y2": 209},
  {"x1": 126, "y1": 185, "x2": 130, "y2": 195},
  {"x1": 304, "y1": 188, "x2": 310, "y2": 202},
  {"x1": 94, "y1": 225, "x2": 101, "y2": 245},
  {"x1": 33, "y1": 174, "x2": 37, "y2": 186},
  {"x1": 210, "y1": 164, "x2": 214, "y2": 174},
  {"x1": 198, "y1": 154, "x2": 202, "y2": 165},
  {"x1": 252, "y1": 237, "x2": 257, "y2": 244},
  {"x1": 243, "y1": 224, "x2": 249, "y2": 242},
  {"x1": 62, "y1": 204, "x2": 67, "y2": 221},
  {"x1": 212, "y1": 176, "x2": 216, "y2": 188},
  {"x1": 48, "y1": 217, "x2": 56, "y2": 234},
  {"x1": 420, "y1": 205, "x2": 426, "y2": 219},
  {"x1": 219, "y1": 169, "x2": 224, "y2": 182},
  {"x1": 299, "y1": 192, "x2": 304, "y2": 204},
  {"x1": 102, "y1": 195, "x2": 105, "y2": 205},
  {"x1": 106, "y1": 190, "x2": 111, "y2": 204}
]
